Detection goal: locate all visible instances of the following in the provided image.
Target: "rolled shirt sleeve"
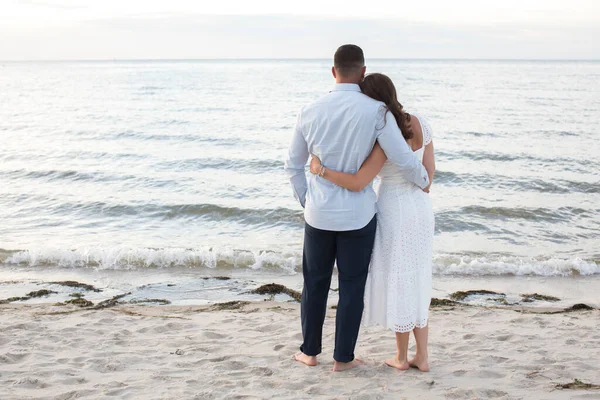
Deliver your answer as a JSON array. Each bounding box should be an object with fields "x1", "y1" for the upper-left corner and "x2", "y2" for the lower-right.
[
  {"x1": 284, "y1": 112, "x2": 309, "y2": 207},
  {"x1": 376, "y1": 110, "x2": 430, "y2": 189}
]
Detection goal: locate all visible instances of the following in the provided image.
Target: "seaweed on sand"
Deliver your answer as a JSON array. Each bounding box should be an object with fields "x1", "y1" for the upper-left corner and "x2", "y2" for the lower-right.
[
  {"x1": 65, "y1": 298, "x2": 94, "y2": 307},
  {"x1": 209, "y1": 301, "x2": 250, "y2": 311},
  {"x1": 50, "y1": 281, "x2": 102, "y2": 292},
  {"x1": 93, "y1": 293, "x2": 131, "y2": 309},
  {"x1": 430, "y1": 298, "x2": 460, "y2": 307},
  {"x1": 128, "y1": 298, "x2": 171, "y2": 305},
  {"x1": 515, "y1": 303, "x2": 595, "y2": 315},
  {"x1": 450, "y1": 290, "x2": 505, "y2": 301},
  {"x1": 556, "y1": 379, "x2": 600, "y2": 390},
  {"x1": 521, "y1": 293, "x2": 560, "y2": 302},
  {"x1": 0, "y1": 296, "x2": 30, "y2": 304},
  {"x1": 487, "y1": 297, "x2": 509, "y2": 305},
  {"x1": 0, "y1": 289, "x2": 57, "y2": 304},
  {"x1": 250, "y1": 283, "x2": 302, "y2": 302},
  {"x1": 564, "y1": 303, "x2": 594, "y2": 311},
  {"x1": 27, "y1": 289, "x2": 57, "y2": 298}
]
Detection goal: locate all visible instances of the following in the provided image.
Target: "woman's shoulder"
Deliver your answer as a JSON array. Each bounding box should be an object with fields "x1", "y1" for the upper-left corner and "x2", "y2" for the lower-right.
[{"x1": 410, "y1": 112, "x2": 433, "y2": 145}]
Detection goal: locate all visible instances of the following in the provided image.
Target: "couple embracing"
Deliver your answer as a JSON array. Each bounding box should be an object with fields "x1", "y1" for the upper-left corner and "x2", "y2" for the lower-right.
[{"x1": 284, "y1": 44, "x2": 435, "y2": 372}]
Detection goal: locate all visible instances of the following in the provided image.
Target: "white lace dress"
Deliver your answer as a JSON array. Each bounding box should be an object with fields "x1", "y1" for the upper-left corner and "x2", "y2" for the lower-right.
[{"x1": 363, "y1": 114, "x2": 435, "y2": 333}]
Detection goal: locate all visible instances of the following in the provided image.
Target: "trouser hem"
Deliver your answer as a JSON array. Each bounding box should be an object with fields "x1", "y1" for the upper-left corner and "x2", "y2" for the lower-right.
[{"x1": 299, "y1": 346, "x2": 321, "y2": 357}]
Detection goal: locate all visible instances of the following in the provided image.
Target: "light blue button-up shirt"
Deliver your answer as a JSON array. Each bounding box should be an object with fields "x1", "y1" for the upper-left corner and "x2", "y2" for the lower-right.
[{"x1": 284, "y1": 83, "x2": 429, "y2": 231}]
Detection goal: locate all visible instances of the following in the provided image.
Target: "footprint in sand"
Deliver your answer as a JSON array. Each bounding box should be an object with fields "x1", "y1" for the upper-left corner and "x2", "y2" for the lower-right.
[
  {"x1": 14, "y1": 377, "x2": 50, "y2": 389},
  {"x1": 53, "y1": 389, "x2": 95, "y2": 400},
  {"x1": 223, "y1": 360, "x2": 247, "y2": 370},
  {"x1": 273, "y1": 344, "x2": 285, "y2": 351},
  {"x1": 202, "y1": 331, "x2": 226, "y2": 340},
  {"x1": 251, "y1": 366, "x2": 274, "y2": 376},
  {"x1": 208, "y1": 355, "x2": 231, "y2": 362},
  {"x1": 445, "y1": 388, "x2": 477, "y2": 399},
  {"x1": 482, "y1": 355, "x2": 509, "y2": 364},
  {"x1": 481, "y1": 389, "x2": 509, "y2": 398},
  {"x1": 0, "y1": 352, "x2": 30, "y2": 364},
  {"x1": 478, "y1": 370, "x2": 506, "y2": 379},
  {"x1": 59, "y1": 377, "x2": 88, "y2": 386}
]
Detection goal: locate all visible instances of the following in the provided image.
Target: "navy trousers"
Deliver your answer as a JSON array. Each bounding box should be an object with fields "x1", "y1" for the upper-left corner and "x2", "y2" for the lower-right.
[{"x1": 299, "y1": 215, "x2": 377, "y2": 363}]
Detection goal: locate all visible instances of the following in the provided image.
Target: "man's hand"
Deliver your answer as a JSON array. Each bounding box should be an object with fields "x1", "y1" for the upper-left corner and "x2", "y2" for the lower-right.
[{"x1": 310, "y1": 155, "x2": 322, "y2": 175}]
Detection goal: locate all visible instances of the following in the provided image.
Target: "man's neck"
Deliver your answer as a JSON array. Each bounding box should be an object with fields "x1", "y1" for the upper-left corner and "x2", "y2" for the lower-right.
[{"x1": 335, "y1": 79, "x2": 361, "y2": 85}]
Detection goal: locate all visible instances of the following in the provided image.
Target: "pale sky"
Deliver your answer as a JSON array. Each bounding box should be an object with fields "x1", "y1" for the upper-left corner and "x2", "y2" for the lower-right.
[{"x1": 1, "y1": 0, "x2": 599, "y2": 60}]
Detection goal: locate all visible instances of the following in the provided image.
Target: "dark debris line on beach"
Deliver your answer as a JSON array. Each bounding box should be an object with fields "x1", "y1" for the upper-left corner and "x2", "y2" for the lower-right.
[
  {"x1": 564, "y1": 303, "x2": 594, "y2": 311},
  {"x1": 208, "y1": 301, "x2": 250, "y2": 311},
  {"x1": 430, "y1": 298, "x2": 461, "y2": 307},
  {"x1": 0, "y1": 289, "x2": 57, "y2": 304},
  {"x1": 521, "y1": 293, "x2": 560, "y2": 302},
  {"x1": 249, "y1": 283, "x2": 302, "y2": 302},
  {"x1": 0, "y1": 280, "x2": 103, "y2": 305},
  {"x1": 129, "y1": 299, "x2": 172, "y2": 305},
  {"x1": 64, "y1": 297, "x2": 94, "y2": 307},
  {"x1": 556, "y1": 379, "x2": 600, "y2": 390},
  {"x1": 50, "y1": 281, "x2": 102, "y2": 292},
  {"x1": 450, "y1": 290, "x2": 505, "y2": 301},
  {"x1": 0, "y1": 280, "x2": 595, "y2": 314}
]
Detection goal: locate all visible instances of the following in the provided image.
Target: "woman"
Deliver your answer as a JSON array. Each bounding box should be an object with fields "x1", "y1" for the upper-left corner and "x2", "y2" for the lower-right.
[{"x1": 310, "y1": 73, "x2": 435, "y2": 372}]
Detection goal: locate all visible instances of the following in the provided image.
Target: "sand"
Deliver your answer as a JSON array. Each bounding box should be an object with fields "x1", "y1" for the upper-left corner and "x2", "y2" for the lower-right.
[{"x1": 1, "y1": 302, "x2": 599, "y2": 400}]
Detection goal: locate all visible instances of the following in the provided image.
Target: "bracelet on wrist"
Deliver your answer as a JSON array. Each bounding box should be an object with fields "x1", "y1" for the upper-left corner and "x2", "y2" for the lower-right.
[{"x1": 319, "y1": 166, "x2": 326, "y2": 177}]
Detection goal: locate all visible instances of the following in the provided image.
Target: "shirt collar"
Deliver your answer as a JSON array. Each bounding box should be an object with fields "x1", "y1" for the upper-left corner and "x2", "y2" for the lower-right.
[{"x1": 331, "y1": 83, "x2": 361, "y2": 92}]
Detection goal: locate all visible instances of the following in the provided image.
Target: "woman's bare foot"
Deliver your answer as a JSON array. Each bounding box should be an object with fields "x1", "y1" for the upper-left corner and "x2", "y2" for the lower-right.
[
  {"x1": 384, "y1": 357, "x2": 410, "y2": 370},
  {"x1": 332, "y1": 358, "x2": 365, "y2": 372},
  {"x1": 293, "y1": 352, "x2": 317, "y2": 366},
  {"x1": 408, "y1": 356, "x2": 430, "y2": 372}
]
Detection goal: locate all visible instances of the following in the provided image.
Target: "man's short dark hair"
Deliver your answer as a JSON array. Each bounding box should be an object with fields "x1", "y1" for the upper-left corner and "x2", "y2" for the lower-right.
[{"x1": 334, "y1": 44, "x2": 364, "y2": 76}]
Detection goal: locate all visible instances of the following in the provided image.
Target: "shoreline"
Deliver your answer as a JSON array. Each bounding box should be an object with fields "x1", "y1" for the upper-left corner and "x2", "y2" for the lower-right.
[
  {"x1": 1, "y1": 272, "x2": 599, "y2": 310},
  {"x1": 1, "y1": 301, "x2": 599, "y2": 399}
]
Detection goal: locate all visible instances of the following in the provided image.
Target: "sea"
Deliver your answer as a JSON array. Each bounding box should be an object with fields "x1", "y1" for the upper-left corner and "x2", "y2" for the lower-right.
[{"x1": 1, "y1": 59, "x2": 599, "y2": 307}]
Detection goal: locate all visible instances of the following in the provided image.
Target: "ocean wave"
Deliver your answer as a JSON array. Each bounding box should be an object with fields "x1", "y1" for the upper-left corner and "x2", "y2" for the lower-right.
[
  {"x1": 433, "y1": 254, "x2": 600, "y2": 276},
  {"x1": 109, "y1": 131, "x2": 252, "y2": 146},
  {"x1": 0, "y1": 247, "x2": 300, "y2": 274},
  {"x1": 154, "y1": 157, "x2": 281, "y2": 172},
  {"x1": 438, "y1": 148, "x2": 594, "y2": 166},
  {"x1": 458, "y1": 205, "x2": 590, "y2": 222},
  {"x1": 2, "y1": 168, "x2": 180, "y2": 187},
  {"x1": 435, "y1": 170, "x2": 600, "y2": 193},
  {"x1": 1, "y1": 248, "x2": 598, "y2": 277},
  {"x1": 0, "y1": 198, "x2": 303, "y2": 226}
]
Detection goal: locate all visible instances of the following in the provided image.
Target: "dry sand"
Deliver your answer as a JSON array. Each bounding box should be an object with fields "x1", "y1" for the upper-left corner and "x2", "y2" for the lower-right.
[{"x1": 1, "y1": 302, "x2": 599, "y2": 400}]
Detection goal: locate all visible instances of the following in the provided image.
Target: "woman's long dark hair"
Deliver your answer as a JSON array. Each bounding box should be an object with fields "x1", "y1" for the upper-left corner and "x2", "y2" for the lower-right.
[{"x1": 359, "y1": 73, "x2": 413, "y2": 140}]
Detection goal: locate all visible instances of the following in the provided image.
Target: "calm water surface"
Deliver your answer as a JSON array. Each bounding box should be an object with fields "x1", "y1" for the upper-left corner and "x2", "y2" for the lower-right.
[{"x1": 1, "y1": 60, "x2": 599, "y2": 280}]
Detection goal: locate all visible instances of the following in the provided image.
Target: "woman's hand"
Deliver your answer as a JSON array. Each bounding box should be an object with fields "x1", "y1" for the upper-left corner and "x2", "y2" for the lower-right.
[{"x1": 310, "y1": 155, "x2": 322, "y2": 175}]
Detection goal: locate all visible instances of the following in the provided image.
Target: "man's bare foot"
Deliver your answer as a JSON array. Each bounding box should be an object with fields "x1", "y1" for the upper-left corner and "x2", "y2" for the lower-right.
[
  {"x1": 293, "y1": 352, "x2": 317, "y2": 366},
  {"x1": 332, "y1": 358, "x2": 365, "y2": 372},
  {"x1": 384, "y1": 357, "x2": 410, "y2": 370},
  {"x1": 408, "y1": 356, "x2": 430, "y2": 372}
]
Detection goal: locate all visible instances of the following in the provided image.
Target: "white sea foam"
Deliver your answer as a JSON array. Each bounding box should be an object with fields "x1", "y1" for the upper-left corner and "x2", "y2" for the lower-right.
[
  {"x1": 2, "y1": 247, "x2": 598, "y2": 277},
  {"x1": 433, "y1": 254, "x2": 600, "y2": 276},
  {"x1": 2, "y1": 247, "x2": 300, "y2": 274}
]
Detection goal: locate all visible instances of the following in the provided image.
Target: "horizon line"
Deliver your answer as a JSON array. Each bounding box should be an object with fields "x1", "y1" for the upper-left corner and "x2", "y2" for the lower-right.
[{"x1": 1, "y1": 57, "x2": 600, "y2": 63}]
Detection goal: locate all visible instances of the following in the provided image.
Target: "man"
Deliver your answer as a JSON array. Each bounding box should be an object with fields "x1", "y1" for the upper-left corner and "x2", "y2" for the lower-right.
[{"x1": 284, "y1": 44, "x2": 429, "y2": 372}]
